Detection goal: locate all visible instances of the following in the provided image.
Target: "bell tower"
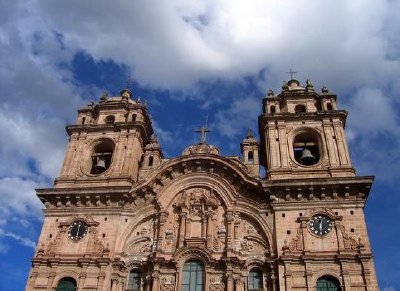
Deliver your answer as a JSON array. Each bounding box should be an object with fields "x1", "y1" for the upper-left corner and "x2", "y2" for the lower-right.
[
  {"x1": 259, "y1": 79, "x2": 355, "y2": 180},
  {"x1": 56, "y1": 88, "x2": 153, "y2": 188}
]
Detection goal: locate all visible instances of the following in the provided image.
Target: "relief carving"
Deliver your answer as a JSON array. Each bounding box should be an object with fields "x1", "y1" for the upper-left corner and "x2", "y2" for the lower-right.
[
  {"x1": 287, "y1": 228, "x2": 304, "y2": 253},
  {"x1": 160, "y1": 275, "x2": 175, "y2": 291},
  {"x1": 339, "y1": 225, "x2": 358, "y2": 250},
  {"x1": 209, "y1": 275, "x2": 225, "y2": 291}
]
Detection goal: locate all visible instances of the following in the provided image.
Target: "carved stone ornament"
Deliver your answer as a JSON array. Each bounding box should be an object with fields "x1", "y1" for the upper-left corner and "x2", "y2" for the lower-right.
[
  {"x1": 160, "y1": 275, "x2": 175, "y2": 291},
  {"x1": 286, "y1": 228, "x2": 304, "y2": 253},
  {"x1": 174, "y1": 188, "x2": 220, "y2": 214},
  {"x1": 339, "y1": 225, "x2": 358, "y2": 250},
  {"x1": 210, "y1": 275, "x2": 225, "y2": 291}
]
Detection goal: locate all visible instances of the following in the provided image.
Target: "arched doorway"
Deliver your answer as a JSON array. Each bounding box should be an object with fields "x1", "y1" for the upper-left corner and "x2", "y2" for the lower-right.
[
  {"x1": 56, "y1": 277, "x2": 77, "y2": 291},
  {"x1": 181, "y1": 260, "x2": 204, "y2": 291},
  {"x1": 316, "y1": 275, "x2": 341, "y2": 291}
]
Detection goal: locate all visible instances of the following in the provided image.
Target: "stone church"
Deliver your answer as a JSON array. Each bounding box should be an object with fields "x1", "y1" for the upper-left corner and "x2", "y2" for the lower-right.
[{"x1": 26, "y1": 79, "x2": 378, "y2": 291}]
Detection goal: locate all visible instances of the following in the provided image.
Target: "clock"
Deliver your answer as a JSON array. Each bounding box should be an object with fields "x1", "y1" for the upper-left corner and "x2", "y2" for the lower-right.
[
  {"x1": 308, "y1": 215, "x2": 333, "y2": 236},
  {"x1": 68, "y1": 220, "x2": 88, "y2": 241}
]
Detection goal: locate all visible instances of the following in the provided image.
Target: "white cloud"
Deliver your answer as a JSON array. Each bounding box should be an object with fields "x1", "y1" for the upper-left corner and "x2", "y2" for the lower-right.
[
  {"x1": 215, "y1": 97, "x2": 260, "y2": 138},
  {"x1": 0, "y1": 229, "x2": 36, "y2": 249}
]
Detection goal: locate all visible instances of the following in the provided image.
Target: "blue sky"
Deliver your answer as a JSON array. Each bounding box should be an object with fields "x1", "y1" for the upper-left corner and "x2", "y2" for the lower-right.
[{"x1": 0, "y1": 1, "x2": 399, "y2": 290}]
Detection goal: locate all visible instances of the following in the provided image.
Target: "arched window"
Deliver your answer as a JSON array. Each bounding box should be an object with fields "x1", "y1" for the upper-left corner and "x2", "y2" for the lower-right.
[
  {"x1": 56, "y1": 277, "x2": 77, "y2": 291},
  {"x1": 326, "y1": 102, "x2": 333, "y2": 111},
  {"x1": 148, "y1": 156, "x2": 154, "y2": 167},
  {"x1": 81, "y1": 117, "x2": 86, "y2": 125},
  {"x1": 181, "y1": 260, "x2": 204, "y2": 291},
  {"x1": 248, "y1": 268, "x2": 263, "y2": 290},
  {"x1": 106, "y1": 115, "x2": 115, "y2": 124},
  {"x1": 317, "y1": 276, "x2": 341, "y2": 291},
  {"x1": 248, "y1": 151, "x2": 254, "y2": 163},
  {"x1": 127, "y1": 270, "x2": 142, "y2": 291},
  {"x1": 132, "y1": 114, "x2": 137, "y2": 122},
  {"x1": 270, "y1": 105, "x2": 276, "y2": 113},
  {"x1": 295, "y1": 104, "x2": 306, "y2": 113}
]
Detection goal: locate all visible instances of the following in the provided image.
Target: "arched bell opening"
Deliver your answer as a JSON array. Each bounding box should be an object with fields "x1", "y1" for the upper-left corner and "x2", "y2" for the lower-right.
[
  {"x1": 90, "y1": 139, "x2": 115, "y2": 174},
  {"x1": 293, "y1": 131, "x2": 320, "y2": 166},
  {"x1": 316, "y1": 275, "x2": 342, "y2": 291},
  {"x1": 56, "y1": 277, "x2": 77, "y2": 291}
]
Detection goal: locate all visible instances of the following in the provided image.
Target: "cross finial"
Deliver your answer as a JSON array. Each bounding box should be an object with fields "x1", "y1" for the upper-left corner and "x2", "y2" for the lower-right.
[
  {"x1": 195, "y1": 116, "x2": 210, "y2": 144},
  {"x1": 126, "y1": 72, "x2": 134, "y2": 90},
  {"x1": 286, "y1": 68, "x2": 298, "y2": 80}
]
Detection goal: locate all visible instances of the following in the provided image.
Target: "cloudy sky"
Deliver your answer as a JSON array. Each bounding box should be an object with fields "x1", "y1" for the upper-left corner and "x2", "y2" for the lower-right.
[{"x1": 1, "y1": 0, "x2": 400, "y2": 290}]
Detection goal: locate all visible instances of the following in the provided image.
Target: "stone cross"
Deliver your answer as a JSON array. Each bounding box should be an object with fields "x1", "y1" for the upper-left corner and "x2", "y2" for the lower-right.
[{"x1": 195, "y1": 125, "x2": 210, "y2": 144}]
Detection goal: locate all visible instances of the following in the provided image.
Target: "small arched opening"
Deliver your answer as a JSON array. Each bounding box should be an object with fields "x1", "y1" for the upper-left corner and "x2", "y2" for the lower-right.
[
  {"x1": 132, "y1": 114, "x2": 137, "y2": 122},
  {"x1": 326, "y1": 102, "x2": 333, "y2": 111},
  {"x1": 295, "y1": 104, "x2": 306, "y2": 113},
  {"x1": 148, "y1": 156, "x2": 154, "y2": 167},
  {"x1": 248, "y1": 268, "x2": 263, "y2": 291},
  {"x1": 248, "y1": 151, "x2": 254, "y2": 163},
  {"x1": 181, "y1": 260, "x2": 204, "y2": 291},
  {"x1": 56, "y1": 277, "x2": 77, "y2": 291},
  {"x1": 90, "y1": 139, "x2": 115, "y2": 174},
  {"x1": 270, "y1": 105, "x2": 276, "y2": 113},
  {"x1": 293, "y1": 131, "x2": 320, "y2": 166},
  {"x1": 105, "y1": 115, "x2": 115, "y2": 124},
  {"x1": 316, "y1": 275, "x2": 341, "y2": 291}
]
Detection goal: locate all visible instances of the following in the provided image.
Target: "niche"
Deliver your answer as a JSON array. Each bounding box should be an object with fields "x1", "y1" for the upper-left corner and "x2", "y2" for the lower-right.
[
  {"x1": 295, "y1": 104, "x2": 306, "y2": 113},
  {"x1": 105, "y1": 115, "x2": 115, "y2": 124}
]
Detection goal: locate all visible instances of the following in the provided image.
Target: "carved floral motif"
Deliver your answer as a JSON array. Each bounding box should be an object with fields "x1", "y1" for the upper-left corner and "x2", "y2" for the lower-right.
[{"x1": 160, "y1": 275, "x2": 175, "y2": 291}]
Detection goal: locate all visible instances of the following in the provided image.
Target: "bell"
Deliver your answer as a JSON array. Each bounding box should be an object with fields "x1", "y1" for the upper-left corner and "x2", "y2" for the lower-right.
[
  {"x1": 92, "y1": 156, "x2": 106, "y2": 173},
  {"x1": 299, "y1": 148, "x2": 316, "y2": 165}
]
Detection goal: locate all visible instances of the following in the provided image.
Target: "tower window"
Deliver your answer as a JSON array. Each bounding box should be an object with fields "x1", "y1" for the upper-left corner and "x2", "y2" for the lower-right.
[
  {"x1": 90, "y1": 139, "x2": 115, "y2": 174},
  {"x1": 148, "y1": 156, "x2": 154, "y2": 167},
  {"x1": 248, "y1": 151, "x2": 254, "y2": 163},
  {"x1": 127, "y1": 270, "x2": 142, "y2": 291},
  {"x1": 106, "y1": 115, "x2": 115, "y2": 124},
  {"x1": 248, "y1": 268, "x2": 263, "y2": 290},
  {"x1": 316, "y1": 275, "x2": 341, "y2": 291},
  {"x1": 293, "y1": 132, "x2": 320, "y2": 166},
  {"x1": 56, "y1": 277, "x2": 77, "y2": 291},
  {"x1": 132, "y1": 114, "x2": 137, "y2": 122},
  {"x1": 81, "y1": 117, "x2": 86, "y2": 125},
  {"x1": 270, "y1": 105, "x2": 276, "y2": 113},
  {"x1": 295, "y1": 104, "x2": 306, "y2": 113},
  {"x1": 327, "y1": 102, "x2": 333, "y2": 111}
]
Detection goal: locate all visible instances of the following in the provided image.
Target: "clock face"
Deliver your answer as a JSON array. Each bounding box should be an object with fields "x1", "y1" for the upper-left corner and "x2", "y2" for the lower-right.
[
  {"x1": 309, "y1": 215, "x2": 333, "y2": 236},
  {"x1": 68, "y1": 221, "x2": 88, "y2": 241}
]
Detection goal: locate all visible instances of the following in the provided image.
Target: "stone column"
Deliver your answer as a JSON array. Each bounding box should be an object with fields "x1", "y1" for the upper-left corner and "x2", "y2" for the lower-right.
[
  {"x1": 151, "y1": 272, "x2": 160, "y2": 291},
  {"x1": 77, "y1": 271, "x2": 87, "y2": 291},
  {"x1": 178, "y1": 213, "x2": 186, "y2": 247},
  {"x1": 206, "y1": 213, "x2": 212, "y2": 248},
  {"x1": 202, "y1": 217, "x2": 207, "y2": 238},
  {"x1": 234, "y1": 277, "x2": 244, "y2": 291},
  {"x1": 47, "y1": 271, "x2": 56, "y2": 290},
  {"x1": 26, "y1": 271, "x2": 38, "y2": 290},
  {"x1": 226, "y1": 274, "x2": 234, "y2": 291},
  {"x1": 226, "y1": 211, "x2": 234, "y2": 253},
  {"x1": 111, "y1": 277, "x2": 119, "y2": 291}
]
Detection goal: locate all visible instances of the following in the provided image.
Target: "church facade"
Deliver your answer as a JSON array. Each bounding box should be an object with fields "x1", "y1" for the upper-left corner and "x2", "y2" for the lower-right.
[{"x1": 26, "y1": 79, "x2": 378, "y2": 291}]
